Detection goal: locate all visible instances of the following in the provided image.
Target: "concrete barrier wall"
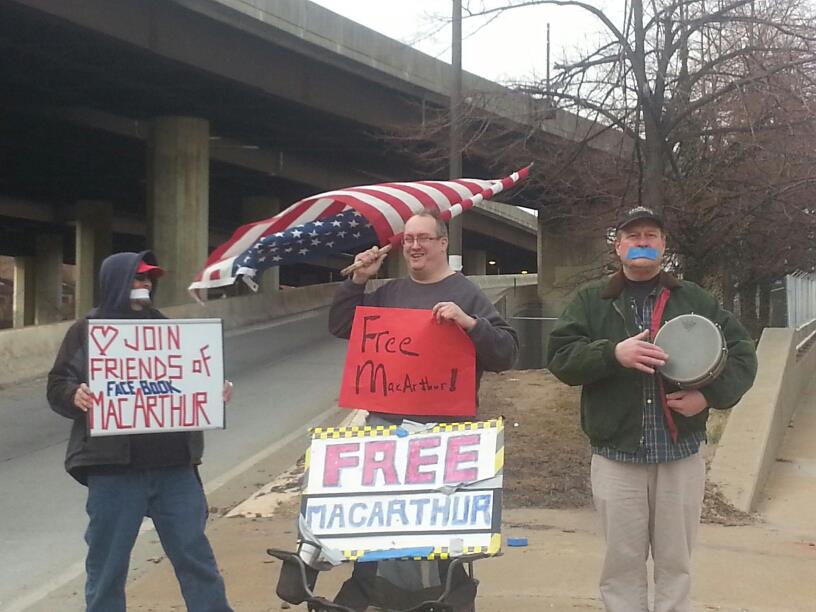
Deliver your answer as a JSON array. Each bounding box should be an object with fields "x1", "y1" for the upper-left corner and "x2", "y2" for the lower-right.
[
  {"x1": 0, "y1": 282, "x2": 340, "y2": 387},
  {"x1": 709, "y1": 319, "x2": 816, "y2": 512},
  {"x1": 160, "y1": 282, "x2": 341, "y2": 330},
  {"x1": 492, "y1": 282, "x2": 541, "y2": 318},
  {"x1": 469, "y1": 274, "x2": 537, "y2": 296},
  {"x1": 0, "y1": 274, "x2": 535, "y2": 386},
  {"x1": 0, "y1": 318, "x2": 77, "y2": 388}
]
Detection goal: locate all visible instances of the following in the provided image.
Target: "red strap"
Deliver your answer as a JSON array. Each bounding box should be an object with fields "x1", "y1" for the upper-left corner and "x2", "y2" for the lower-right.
[
  {"x1": 650, "y1": 289, "x2": 678, "y2": 443},
  {"x1": 650, "y1": 288, "x2": 670, "y2": 338}
]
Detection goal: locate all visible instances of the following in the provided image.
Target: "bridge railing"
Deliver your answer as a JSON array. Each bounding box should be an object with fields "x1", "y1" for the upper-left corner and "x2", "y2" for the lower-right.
[
  {"x1": 709, "y1": 317, "x2": 816, "y2": 512},
  {"x1": 785, "y1": 273, "x2": 816, "y2": 328}
]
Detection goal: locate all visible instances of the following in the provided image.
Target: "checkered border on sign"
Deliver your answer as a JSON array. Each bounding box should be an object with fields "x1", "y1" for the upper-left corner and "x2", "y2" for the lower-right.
[{"x1": 310, "y1": 418, "x2": 503, "y2": 440}]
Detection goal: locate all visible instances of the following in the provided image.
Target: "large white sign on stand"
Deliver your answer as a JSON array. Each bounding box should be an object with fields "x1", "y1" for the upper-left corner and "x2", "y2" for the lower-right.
[
  {"x1": 86, "y1": 318, "x2": 224, "y2": 437},
  {"x1": 302, "y1": 420, "x2": 504, "y2": 561}
]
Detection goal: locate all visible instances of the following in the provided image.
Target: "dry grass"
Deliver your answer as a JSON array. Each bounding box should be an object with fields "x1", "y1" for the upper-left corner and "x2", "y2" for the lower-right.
[{"x1": 478, "y1": 369, "x2": 754, "y2": 524}]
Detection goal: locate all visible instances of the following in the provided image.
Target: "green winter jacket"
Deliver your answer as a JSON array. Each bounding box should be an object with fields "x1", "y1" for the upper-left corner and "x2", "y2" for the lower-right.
[{"x1": 547, "y1": 271, "x2": 757, "y2": 452}]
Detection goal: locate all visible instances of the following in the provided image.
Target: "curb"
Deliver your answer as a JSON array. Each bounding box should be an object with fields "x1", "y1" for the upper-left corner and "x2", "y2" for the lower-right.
[{"x1": 225, "y1": 409, "x2": 366, "y2": 518}]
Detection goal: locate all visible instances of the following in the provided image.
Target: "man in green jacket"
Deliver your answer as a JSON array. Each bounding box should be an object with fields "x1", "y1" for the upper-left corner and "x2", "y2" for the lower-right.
[{"x1": 547, "y1": 207, "x2": 757, "y2": 612}]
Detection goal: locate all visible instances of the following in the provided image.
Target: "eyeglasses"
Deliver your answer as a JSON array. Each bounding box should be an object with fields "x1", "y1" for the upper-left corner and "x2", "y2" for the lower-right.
[{"x1": 402, "y1": 234, "x2": 443, "y2": 246}]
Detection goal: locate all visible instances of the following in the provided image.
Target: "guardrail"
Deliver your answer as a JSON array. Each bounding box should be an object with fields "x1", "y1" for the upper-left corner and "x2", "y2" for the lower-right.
[
  {"x1": 709, "y1": 318, "x2": 816, "y2": 512},
  {"x1": 795, "y1": 323, "x2": 816, "y2": 358}
]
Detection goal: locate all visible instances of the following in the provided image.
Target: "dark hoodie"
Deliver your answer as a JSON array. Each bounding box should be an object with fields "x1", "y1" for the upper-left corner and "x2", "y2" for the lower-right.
[
  {"x1": 47, "y1": 251, "x2": 204, "y2": 485},
  {"x1": 87, "y1": 250, "x2": 161, "y2": 319}
]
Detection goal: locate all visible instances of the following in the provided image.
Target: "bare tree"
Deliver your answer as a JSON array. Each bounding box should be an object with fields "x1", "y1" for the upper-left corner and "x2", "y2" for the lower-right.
[
  {"x1": 432, "y1": 0, "x2": 816, "y2": 328},
  {"x1": 383, "y1": 1, "x2": 816, "y2": 330},
  {"x1": 476, "y1": 1, "x2": 815, "y2": 202}
]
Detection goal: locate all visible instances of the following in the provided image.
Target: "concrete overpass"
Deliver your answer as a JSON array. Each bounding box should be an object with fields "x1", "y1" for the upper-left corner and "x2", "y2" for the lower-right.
[{"x1": 0, "y1": 0, "x2": 624, "y2": 328}]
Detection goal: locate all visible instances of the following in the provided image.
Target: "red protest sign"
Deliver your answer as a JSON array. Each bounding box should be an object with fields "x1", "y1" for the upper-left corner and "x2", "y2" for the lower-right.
[{"x1": 338, "y1": 306, "x2": 476, "y2": 417}]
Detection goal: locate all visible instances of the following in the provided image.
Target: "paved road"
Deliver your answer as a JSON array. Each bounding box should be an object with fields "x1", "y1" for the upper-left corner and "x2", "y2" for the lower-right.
[{"x1": 0, "y1": 308, "x2": 347, "y2": 610}]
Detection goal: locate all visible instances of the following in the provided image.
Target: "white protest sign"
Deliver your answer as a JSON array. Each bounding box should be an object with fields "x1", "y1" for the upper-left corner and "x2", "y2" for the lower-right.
[
  {"x1": 302, "y1": 420, "x2": 503, "y2": 560},
  {"x1": 86, "y1": 319, "x2": 224, "y2": 437}
]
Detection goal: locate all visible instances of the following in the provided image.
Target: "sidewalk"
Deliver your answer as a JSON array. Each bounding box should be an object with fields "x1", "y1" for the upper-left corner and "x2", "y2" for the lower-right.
[
  {"x1": 123, "y1": 387, "x2": 816, "y2": 612},
  {"x1": 125, "y1": 491, "x2": 816, "y2": 611}
]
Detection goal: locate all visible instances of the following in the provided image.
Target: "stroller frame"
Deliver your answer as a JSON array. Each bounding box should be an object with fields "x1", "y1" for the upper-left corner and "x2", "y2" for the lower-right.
[{"x1": 268, "y1": 546, "x2": 488, "y2": 612}]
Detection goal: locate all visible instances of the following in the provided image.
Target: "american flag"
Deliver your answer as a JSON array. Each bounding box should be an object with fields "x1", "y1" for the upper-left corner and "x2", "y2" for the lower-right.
[{"x1": 189, "y1": 166, "x2": 530, "y2": 295}]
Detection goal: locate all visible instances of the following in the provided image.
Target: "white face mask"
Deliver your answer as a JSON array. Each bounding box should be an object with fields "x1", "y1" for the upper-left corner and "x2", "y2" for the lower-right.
[{"x1": 130, "y1": 288, "x2": 151, "y2": 302}]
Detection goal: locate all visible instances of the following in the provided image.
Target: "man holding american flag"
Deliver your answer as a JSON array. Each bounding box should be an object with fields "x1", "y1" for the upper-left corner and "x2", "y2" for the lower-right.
[
  {"x1": 189, "y1": 167, "x2": 530, "y2": 300},
  {"x1": 327, "y1": 208, "x2": 519, "y2": 611}
]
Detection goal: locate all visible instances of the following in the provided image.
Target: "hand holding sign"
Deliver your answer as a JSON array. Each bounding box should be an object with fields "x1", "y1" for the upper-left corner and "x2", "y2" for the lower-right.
[
  {"x1": 432, "y1": 301, "x2": 477, "y2": 331},
  {"x1": 73, "y1": 383, "x2": 93, "y2": 412}
]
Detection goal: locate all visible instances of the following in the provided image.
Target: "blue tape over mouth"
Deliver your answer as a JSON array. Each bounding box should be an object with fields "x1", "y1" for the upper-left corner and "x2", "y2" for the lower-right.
[{"x1": 626, "y1": 247, "x2": 658, "y2": 261}]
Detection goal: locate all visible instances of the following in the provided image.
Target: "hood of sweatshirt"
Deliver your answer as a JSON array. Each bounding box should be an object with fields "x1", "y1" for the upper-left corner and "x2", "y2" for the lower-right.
[{"x1": 86, "y1": 250, "x2": 161, "y2": 318}]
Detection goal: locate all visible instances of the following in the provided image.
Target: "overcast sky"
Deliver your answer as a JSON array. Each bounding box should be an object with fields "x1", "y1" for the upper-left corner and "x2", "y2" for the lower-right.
[{"x1": 310, "y1": 0, "x2": 621, "y2": 84}]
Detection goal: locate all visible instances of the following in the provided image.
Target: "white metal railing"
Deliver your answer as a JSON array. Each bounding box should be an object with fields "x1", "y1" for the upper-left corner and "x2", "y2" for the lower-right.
[{"x1": 786, "y1": 273, "x2": 816, "y2": 328}]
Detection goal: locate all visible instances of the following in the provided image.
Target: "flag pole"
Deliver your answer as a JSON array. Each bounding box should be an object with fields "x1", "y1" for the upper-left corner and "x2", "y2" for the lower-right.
[
  {"x1": 448, "y1": 0, "x2": 463, "y2": 272},
  {"x1": 340, "y1": 243, "x2": 393, "y2": 277}
]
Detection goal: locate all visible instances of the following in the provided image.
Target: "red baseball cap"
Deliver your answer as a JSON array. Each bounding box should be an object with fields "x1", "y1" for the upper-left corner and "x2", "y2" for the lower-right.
[{"x1": 136, "y1": 260, "x2": 165, "y2": 278}]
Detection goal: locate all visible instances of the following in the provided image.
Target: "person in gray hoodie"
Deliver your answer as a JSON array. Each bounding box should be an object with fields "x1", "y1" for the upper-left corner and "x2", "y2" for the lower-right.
[{"x1": 48, "y1": 251, "x2": 233, "y2": 612}]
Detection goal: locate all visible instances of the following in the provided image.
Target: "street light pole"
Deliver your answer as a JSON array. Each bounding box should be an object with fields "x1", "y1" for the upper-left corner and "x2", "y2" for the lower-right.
[{"x1": 448, "y1": 0, "x2": 463, "y2": 272}]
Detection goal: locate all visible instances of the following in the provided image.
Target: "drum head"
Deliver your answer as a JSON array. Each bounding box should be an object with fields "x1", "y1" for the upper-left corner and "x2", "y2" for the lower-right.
[{"x1": 653, "y1": 314, "x2": 724, "y2": 386}]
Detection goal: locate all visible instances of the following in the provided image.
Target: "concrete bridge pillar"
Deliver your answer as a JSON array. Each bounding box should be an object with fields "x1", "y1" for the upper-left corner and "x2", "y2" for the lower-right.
[
  {"x1": 34, "y1": 234, "x2": 64, "y2": 325},
  {"x1": 385, "y1": 246, "x2": 408, "y2": 279},
  {"x1": 242, "y1": 195, "x2": 281, "y2": 292},
  {"x1": 147, "y1": 116, "x2": 209, "y2": 307},
  {"x1": 537, "y1": 216, "x2": 608, "y2": 313},
  {"x1": 12, "y1": 257, "x2": 35, "y2": 328},
  {"x1": 464, "y1": 249, "x2": 487, "y2": 275},
  {"x1": 74, "y1": 200, "x2": 113, "y2": 316}
]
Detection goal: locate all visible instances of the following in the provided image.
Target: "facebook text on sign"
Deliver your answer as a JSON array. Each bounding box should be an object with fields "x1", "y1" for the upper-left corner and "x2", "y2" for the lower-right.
[
  {"x1": 338, "y1": 306, "x2": 477, "y2": 417},
  {"x1": 86, "y1": 319, "x2": 225, "y2": 436},
  {"x1": 302, "y1": 420, "x2": 503, "y2": 559}
]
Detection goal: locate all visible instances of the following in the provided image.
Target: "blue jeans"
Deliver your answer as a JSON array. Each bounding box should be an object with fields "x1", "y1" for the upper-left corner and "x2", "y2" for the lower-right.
[{"x1": 84, "y1": 466, "x2": 232, "y2": 612}]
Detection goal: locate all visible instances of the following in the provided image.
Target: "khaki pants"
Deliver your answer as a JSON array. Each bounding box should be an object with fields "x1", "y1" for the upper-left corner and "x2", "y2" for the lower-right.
[{"x1": 591, "y1": 452, "x2": 706, "y2": 612}]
